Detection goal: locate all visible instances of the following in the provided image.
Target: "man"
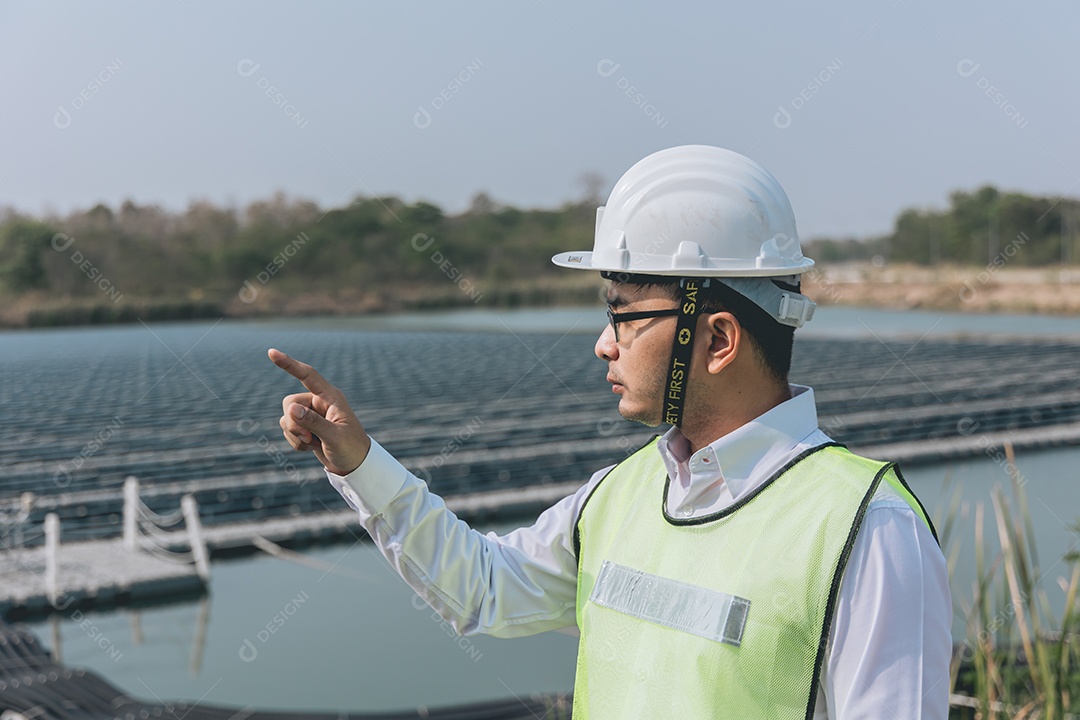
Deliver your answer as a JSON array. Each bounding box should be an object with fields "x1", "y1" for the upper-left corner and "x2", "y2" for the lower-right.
[{"x1": 271, "y1": 145, "x2": 951, "y2": 718}]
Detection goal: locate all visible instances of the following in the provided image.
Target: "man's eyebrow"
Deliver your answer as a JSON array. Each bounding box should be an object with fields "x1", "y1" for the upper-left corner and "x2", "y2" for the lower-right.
[{"x1": 605, "y1": 292, "x2": 629, "y2": 308}]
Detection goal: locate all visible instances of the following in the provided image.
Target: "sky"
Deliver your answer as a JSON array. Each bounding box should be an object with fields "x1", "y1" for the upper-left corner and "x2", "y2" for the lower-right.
[{"x1": 1, "y1": 1, "x2": 1076, "y2": 240}]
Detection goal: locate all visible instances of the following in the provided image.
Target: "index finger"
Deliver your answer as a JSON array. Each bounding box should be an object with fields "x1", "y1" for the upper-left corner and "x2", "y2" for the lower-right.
[{"x1": 268, "y1": 348, "x2": 334, "y2": 395}]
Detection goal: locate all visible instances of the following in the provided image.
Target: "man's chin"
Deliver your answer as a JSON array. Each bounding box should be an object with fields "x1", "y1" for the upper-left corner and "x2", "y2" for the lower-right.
[{"x1": 618, "y1": 399, "x2": 663, "y2": 428}]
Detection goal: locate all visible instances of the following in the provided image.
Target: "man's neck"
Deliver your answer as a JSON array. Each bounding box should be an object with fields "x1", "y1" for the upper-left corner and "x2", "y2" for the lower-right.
[{"x1": 680, "y1": 382, "x2": 793, "y2": 455}]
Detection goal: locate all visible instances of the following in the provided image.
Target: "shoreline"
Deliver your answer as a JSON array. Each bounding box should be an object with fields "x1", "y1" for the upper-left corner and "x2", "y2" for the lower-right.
[
  {"x1": 4, "y1": 263, "x2": 1080, "y2": 330},
  {"x1": 803, "y1": 262, "x2": 1080, "y2": 314},
  {"x1": 0, "y1": 276, "x2": 604, "y2": 330}
]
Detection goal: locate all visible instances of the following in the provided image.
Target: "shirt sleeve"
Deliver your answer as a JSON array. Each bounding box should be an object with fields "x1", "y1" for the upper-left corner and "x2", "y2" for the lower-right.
[
  {"x1": 327, "y1": 438, "x2": 611, "y2": 638},
  {"x1": 821, "y1": 500, "x2": 953, "y2": 720}
]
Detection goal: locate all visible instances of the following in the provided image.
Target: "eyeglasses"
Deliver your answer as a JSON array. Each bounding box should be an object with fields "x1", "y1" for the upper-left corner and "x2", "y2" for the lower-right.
[{"x1": 607, "y1": 306, "x2": 680, "y2": 342}]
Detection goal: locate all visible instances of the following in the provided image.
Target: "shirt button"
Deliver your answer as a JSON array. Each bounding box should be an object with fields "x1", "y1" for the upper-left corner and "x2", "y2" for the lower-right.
[{"x1": 680, "y1": 506, "x2": 693, "y2": 517}]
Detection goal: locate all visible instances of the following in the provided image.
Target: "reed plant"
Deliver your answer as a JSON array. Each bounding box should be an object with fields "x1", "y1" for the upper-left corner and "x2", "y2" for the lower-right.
[{"x1": 948, "y1": 443, "x2": 1080, "y2": 719}]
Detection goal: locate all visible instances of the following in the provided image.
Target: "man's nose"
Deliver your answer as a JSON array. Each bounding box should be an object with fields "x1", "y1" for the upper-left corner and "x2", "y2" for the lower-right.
[{"x1": 595, "y1": 322, "x2": 618, "y2": 362}]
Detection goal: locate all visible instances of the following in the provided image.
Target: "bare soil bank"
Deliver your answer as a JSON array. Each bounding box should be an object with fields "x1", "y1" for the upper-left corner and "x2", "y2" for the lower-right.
[
  {"x1": 803, "y1": 263, "x2": 1080, "y2": 315},
  {"x1": 5, "y1": 264, "x2": 1080, "y2": 328}
]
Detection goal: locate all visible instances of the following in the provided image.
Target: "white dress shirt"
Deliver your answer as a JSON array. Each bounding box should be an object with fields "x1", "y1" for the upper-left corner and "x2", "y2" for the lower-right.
[{"x1": 327, "y1": 385, "x2": 952, "y2": 719}]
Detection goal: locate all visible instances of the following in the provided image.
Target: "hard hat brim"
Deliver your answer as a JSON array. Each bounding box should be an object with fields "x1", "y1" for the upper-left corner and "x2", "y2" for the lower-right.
[{"x1": 550, "y1": 251, "x2": 815, "y2": 278}]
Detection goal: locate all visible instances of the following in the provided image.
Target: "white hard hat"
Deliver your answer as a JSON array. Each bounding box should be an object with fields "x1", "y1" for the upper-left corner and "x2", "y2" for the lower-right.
[{"x1": 552, "y1": 145, "x2": 816, "y2": 327}]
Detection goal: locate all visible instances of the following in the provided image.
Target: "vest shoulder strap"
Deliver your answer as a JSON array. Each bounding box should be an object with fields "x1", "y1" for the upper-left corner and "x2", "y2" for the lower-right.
[{"x1": 572, "y1": 435, "x2": 659, "y2": 560}]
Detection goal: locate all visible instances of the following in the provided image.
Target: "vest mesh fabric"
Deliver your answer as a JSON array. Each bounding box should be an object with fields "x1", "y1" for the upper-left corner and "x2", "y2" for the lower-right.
[{"x1": 572, "y1": 439, "x2": 932, "y2": 719}]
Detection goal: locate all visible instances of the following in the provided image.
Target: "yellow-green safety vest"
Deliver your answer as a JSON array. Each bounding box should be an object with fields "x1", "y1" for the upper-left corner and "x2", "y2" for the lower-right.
[{"x1": 572, "y1": 439, "x2": 936, "y2": 719}]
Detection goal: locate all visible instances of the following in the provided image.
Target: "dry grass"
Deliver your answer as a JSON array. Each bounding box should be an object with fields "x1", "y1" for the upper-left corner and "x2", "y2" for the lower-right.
[{"x1": 948, "y1": 442, "x2": 1080, "y2": 718}]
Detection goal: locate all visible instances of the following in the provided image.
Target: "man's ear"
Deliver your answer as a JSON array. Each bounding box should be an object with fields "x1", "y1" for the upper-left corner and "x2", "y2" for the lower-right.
[{"x1": 704, "y1": 311, "x2": 740, "y2": 375}]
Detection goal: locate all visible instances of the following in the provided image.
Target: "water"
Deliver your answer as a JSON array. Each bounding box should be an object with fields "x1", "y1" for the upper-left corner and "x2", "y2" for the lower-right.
[
  {"x1": 8, "y1": 305, "x2": 1080, "y2": 712},
  {"x1": 28, "y1": 521, "x2": 578, "y2": 713}
]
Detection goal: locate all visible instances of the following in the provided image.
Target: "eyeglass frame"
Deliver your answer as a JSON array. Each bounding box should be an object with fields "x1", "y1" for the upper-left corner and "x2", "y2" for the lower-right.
[{"x1": 606, "y1": 306, "x2": 681, "y2": 342}]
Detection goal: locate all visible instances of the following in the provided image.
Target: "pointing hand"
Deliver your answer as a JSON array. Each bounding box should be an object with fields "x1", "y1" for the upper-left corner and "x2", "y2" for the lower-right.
[{"x1": 268, "y1": 348, "x2": 372, "y2": 476}]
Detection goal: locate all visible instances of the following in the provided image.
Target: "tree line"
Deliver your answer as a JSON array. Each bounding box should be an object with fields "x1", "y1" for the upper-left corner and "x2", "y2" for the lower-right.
[
  {"x1": 0, "y1": 191, "x2": 597, "y2": 324},
  {"x1": 804, "y1": 186, "x2": 1080, "y2": 266},
  {"x1": 1, "y1": 185, "x2": 1077, "y2": 324}
]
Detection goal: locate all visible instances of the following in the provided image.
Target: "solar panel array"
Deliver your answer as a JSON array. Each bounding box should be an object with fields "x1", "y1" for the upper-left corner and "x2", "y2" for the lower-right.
[{"x1": 2, "y1": 321, "x2": 1076, "y2": 541}]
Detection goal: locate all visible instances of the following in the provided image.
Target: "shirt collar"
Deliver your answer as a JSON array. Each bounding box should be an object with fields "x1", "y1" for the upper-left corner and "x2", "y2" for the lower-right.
[{"x1": 657, "y1": 384, "x2": 820, "y2": 500}]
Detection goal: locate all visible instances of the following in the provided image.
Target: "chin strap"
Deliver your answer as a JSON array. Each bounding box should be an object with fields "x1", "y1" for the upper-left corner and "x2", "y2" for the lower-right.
[{"x1": 663, "y1": 278, "x2": 709, "y2": 427}]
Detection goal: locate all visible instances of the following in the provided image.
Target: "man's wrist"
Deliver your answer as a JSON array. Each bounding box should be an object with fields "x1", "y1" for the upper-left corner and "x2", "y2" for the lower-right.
[
  {"x1": 326, "y1": 435, "x2": 372, "y2": 476},
  {"x1": 327, "y1": 437, "x2": 411, "y2": 516}
]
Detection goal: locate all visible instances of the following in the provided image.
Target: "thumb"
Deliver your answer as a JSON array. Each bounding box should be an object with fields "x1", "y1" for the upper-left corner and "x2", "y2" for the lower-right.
[{"x1": 289, "y1": 402, "x2": 334, "y2": 437}]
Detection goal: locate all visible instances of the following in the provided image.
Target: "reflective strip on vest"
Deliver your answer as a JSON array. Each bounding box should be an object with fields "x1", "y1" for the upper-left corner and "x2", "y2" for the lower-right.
[
  {"x1": 572, "y1": 440, "x2": 934, "y2": 720},
  {"x1": 590, "y1": 560, "x2": 751, "y2": 647}
]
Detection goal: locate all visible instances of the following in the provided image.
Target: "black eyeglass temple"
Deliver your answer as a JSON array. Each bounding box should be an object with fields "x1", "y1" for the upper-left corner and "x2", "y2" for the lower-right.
[{"x1": 606, "y1": 307, "x2": 681, "y2": 341}]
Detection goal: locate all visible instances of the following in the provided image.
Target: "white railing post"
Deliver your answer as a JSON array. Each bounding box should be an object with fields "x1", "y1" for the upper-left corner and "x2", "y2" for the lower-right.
[
  {"x1": 181, "y1": 495, "x2": 210, "y2": 582},
  {"x1": 45, "y1": 512, "x2": 60, "y2": 605},
  {"x1": 123, "y1": 476, "x2": 139, "y2": 551}
]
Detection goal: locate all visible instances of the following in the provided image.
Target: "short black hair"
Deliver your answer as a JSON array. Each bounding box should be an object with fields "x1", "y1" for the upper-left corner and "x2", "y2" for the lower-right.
[{"x1": 603, "y1": 272, "x2": 796, "y2": 387}]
